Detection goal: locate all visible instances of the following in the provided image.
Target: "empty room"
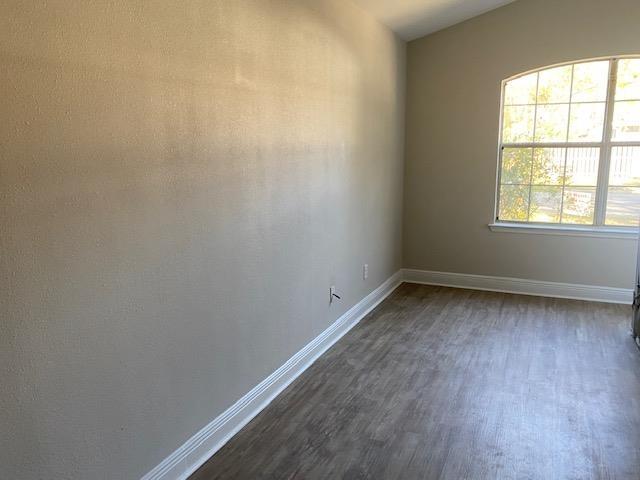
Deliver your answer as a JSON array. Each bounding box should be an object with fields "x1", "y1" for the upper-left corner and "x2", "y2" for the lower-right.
[{"x1": 3, "y1": 0, "x2": 640, "y2": 479}]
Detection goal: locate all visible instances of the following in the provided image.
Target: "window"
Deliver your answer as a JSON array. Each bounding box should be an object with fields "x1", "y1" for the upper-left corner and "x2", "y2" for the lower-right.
[{"x1": 496, "y1": 57, "x2": 640, "y2": 229}]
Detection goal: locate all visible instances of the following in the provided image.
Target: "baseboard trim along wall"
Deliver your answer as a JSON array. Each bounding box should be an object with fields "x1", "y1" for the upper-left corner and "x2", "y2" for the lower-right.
[
  {"x1": 141, "y1": 271, "x2": 403, "y2": 480},
  {"x1": 402, "y1": 269, "x2": 633, "y2": 305},
  {"x1": 142, "y1": 267, "x2": 631, "y2": 479}
]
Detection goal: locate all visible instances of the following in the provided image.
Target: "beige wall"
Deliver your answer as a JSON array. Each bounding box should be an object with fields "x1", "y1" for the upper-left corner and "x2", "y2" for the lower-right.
[
  {"x1": 0, "y1": 1, "x2": 405, "y2": 478},
  {"x1": 404, "y1": 0, "x2": 639, "y2": 288}
]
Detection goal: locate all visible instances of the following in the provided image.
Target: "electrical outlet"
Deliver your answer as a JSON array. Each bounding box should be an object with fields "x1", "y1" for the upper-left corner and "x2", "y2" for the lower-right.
[
  {"x1": 330, "y1": 286, "x2": 340, "y2": 304},
  {"x1": 363, "y1": 264, "x2": 368, "y2": 280}
]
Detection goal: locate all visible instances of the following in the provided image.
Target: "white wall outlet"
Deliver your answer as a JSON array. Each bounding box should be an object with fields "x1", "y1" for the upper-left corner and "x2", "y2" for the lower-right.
[{"x1": 363, "y1": 264, "x2": 368, "y2": 280}]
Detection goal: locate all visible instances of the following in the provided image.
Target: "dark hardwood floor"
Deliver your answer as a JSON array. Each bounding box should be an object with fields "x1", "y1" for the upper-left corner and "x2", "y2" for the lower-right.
[{"x1": 191, "y1": 283, "x2": 640, "y2": 480}]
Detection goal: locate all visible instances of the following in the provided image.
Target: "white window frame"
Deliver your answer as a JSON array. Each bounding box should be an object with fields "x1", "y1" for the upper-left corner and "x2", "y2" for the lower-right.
[{"x1": 491, "y1": 55, "x2": 640, "y2": 239}]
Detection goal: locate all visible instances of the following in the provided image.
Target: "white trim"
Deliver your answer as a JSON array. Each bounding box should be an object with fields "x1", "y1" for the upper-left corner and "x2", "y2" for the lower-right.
[
  {"x1": 402, "y1": 269, "x2": 633, "y2": 304},
  {"x1": 488, "y1": 222, "x2": 638, "y2": 239},
  {"x1": 140, "y1": 271, "x2": 402, "y2": 480}
]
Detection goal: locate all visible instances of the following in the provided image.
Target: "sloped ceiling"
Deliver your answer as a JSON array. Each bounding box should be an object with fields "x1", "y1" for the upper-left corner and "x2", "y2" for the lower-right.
[{"x1": 352, "y1": 0, "x2": 517, "y2": 41}]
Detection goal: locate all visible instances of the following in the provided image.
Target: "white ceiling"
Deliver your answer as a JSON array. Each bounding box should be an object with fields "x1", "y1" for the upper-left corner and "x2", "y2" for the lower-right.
[{"x1": 352, "y1": 0, "x2": 517, "y2": 41}]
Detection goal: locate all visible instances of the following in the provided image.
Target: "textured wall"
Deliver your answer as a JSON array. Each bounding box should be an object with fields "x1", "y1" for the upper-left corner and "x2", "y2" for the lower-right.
[
  {"x1": 0, "y1": 1, "x2": 405, "y2": 478},
  {"x1": 404, "y1": 0, "x2": 639, "y2": 288}
]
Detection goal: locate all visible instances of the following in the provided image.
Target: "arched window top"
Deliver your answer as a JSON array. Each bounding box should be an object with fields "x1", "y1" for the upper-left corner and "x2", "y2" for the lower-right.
[{"x1": 495, "y1": 56, "x2": 640, "y2": 228}]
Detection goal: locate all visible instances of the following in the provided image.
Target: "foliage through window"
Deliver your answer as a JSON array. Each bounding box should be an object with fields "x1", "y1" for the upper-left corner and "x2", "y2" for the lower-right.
[{"x1": 497, "y1": 57, "x2": 640, "y2": 227}]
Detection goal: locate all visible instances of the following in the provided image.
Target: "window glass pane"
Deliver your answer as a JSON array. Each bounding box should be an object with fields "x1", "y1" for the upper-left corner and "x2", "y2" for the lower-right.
[
  {"x1": 612, "y1": 101, "x2": 640, "y2": 141},
  {"x1": 503, "y1": 105, "x2": 535, "y2": 143},
  {"x1": 501, "y1": 148, "x2": 532, "y2": 184},
  {"x1": 609, "y1": 146, "x2": 640, "y2": 186},
  {"x1": 568, "y1": 103, "x2": 605, "y2": 142},
  {"x1": 498, "y1": 57, "x2": 640, "y2": 227},
  {"x1": 499, "y1": 185, "x2": 530, "y2": 221},
  {"x1": 565, "y1": 148, "x2": 599, "y2": 186},
  {"x1": 615, "y1": 59, "x2": 640, "y2": 101},
  {"x1": 504, "y1": 73, "x2": 538, "y2": 105},
  {"x1": 529, "y1": 186, "x2": 562, "y2": 223},
  {"x1": 561, "y1": 187, "x2": 596, "y2": 224},
  {"x1": 532, "y1": 148, "x2": 565, "y2": 185},
  {"x1": 535, "y1": 104, "x2": 569, "y2": 142},
  {"x1": 571, "y1": 61, "x2": 609, "y2": 102},
  {"x1": 537, "y1": 65, "x2": 572, "y2": 104},
  {"x1": 606, "y1": 187, "x2": 640, "y2": 226}
]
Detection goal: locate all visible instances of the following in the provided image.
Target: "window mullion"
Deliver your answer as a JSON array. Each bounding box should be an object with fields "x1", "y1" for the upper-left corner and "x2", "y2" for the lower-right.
[
  {"x1": 526, "y1": 74, "x2": 541, "y2": 221},
  {"x1": 559, "y1": 66, "x2": 575, "y2": 223},
  {"x1": 594, "y1": 59, "x2": 619, "y2": 226}
]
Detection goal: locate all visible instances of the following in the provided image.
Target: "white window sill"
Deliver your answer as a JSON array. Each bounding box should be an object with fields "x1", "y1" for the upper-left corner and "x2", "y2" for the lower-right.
[{"x1": 488, "y1": 222, "x2": 638, "y2": 239}]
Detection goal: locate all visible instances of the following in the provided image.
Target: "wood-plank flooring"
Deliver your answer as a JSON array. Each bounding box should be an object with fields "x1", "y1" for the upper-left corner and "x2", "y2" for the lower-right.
[{"x1": 190, "y1": 283, "x2": 640, "y2": 480}]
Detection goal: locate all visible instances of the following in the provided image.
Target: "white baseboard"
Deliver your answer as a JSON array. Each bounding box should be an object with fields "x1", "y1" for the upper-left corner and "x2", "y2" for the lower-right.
[
  {"x1": 141, "y1": 267, "x2": 630, "y2": 479},
  {"x1": 141, "y1": 271, "x2": 402, "y2": 480},
  {"x1": 402, "y1": 269, "x2": 633, "y2": 305}
]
